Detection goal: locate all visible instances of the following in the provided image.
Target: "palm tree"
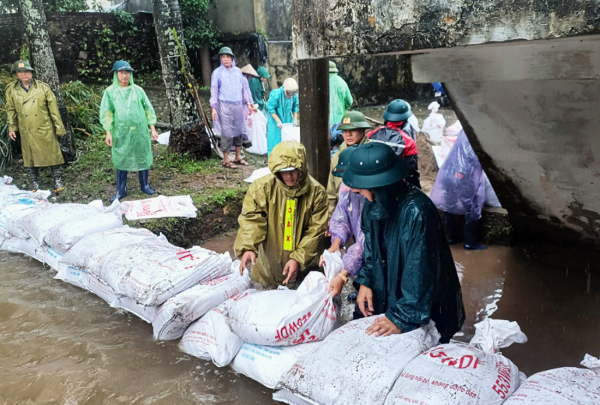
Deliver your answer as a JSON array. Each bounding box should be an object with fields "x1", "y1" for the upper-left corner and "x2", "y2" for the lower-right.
[{"x1": 18, "y1": 0, "x2": 75, "y2": 162}]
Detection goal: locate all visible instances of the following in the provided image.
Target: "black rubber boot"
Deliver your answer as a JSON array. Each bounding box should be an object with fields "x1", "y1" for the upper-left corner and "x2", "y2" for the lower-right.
[
  {"x1": 444, "y1": 212, "x2": 463, "y2": 245},
  {"x1": 464, "y1": 220, "x2": 487, "y2": 250},
  {"x1": 28, "y1": 167, "x2": 41, "y2": 191},
  {"x1": 138, "y1": 170, "x2": 155, "y2": 195},
  {"x1": 110, "y1": 170, "x2": 128, "y2": 203},
  {"x1": 51, "y1": 165, "x2": 64, "y2": 192}
]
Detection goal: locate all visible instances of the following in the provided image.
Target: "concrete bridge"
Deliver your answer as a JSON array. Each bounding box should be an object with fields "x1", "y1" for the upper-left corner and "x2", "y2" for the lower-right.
[{"x1": 294, "y1": 0, "x2": 600, "y2": 249}]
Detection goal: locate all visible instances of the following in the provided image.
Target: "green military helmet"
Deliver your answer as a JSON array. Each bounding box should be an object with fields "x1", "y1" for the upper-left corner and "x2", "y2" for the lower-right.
[
  {"x1": 112, "y1": 60, "x2": 134, "y2": 72},
  {"x1": 218, "y1": 47, "x2": 235, "y2": 58},
  {"x1": 329, "y1": 60, "x2": 339, "y2": 73},
  {"x1": 382, "y1": 99, "x2": 413, "y2": 122},
  {"x1": 342, "y1": 142, "x2": 408, "y2": 189},
  {"x1": 338, "y1": 111, "x2": 371, "y2": 130},
  {"x1": 332, "y1": 145, "x2": 358, "y2": 178},
  {"x1": 257, "y1": 66, "x2": 271, "y2": 79},
  {"x1": 12, "y1": 60, "x2": 34, "y2": 73}
]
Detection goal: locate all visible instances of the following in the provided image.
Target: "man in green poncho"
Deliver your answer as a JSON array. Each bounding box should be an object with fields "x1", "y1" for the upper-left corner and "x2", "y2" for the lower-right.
[
  {"x1": 329, "y1": 61, "x2": 353, "y2": 125},
  {"x1": 248, "y1": 66, "x2": 270, "y2": 113},
  {"x1": 100, "y1": 60, "x2": 158, "y2": 202},
  {"x1": 5, "y1": 60, "x2": 66, "y2": 192}
]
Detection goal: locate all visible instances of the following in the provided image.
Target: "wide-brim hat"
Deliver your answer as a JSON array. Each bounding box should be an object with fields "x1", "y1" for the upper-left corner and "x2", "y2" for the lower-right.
[
  {"x1": 112, "y1": 60, "x2": 135, "y2": 72},
  {"x1": 332, "y1": 146, "x2": 358, "y2": 178},
  {"x1": 329, "y1": 60, "x2": 339, "y2": 73},
  {"x1": 338, "y1": 111, "x2": 371, "y2": 130},
  {"x1": 218, "y1": 47, "x2": 235, "y2": 58},
  {"x1": 382, "y1": 99, "x2": 413, "y2": 122},
  {"x1": 342, "y1": 142, "x2": 408, "y2": 189},
  {"x1": 257, "y1": 66, "x2": 271, "y2": 79},
  {"x1": 13, "y1": 60, "x2": 34, "y2": 72},
  {"x1": 241, "y1": 64, "x2": 259, "y2": 77}
]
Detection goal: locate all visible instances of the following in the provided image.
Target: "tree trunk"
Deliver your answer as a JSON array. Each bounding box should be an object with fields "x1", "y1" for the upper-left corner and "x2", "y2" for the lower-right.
[
  {"x1": 152, "y1": 0, "x2": 201, "y2": 129},
  {"x1": 19, "y1": 0, "x2": 75, "y2": 163},
  {"x1": 200, "y1": 42, "x2": 212, "y2": 88}
]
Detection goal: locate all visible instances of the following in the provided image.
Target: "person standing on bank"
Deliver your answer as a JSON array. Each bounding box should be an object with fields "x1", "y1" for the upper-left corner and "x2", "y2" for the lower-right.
[
  {"x1": 266, "y1": 78, "x2": 299, "y2": 156},
  {"x1": 100, "y1": 60, "x2": 158, "y2": 203},
  {"x1": 5, "y1": 60, "x2": 66, "y2": 192},
  {"x1": 210, "y1": 47, "x2": 255, "y2": 169},
  {"x1": 329, "y1": 61, "x2": 353, "y2": 126},
  {"x1": 344, "y1": 142, "x2": 464, "y2": 343}
]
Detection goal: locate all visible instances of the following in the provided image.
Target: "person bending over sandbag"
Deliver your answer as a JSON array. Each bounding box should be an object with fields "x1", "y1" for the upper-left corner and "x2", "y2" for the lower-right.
[
  {"x1": 342, "y1": 142, "x2": 465, "y2": 343},
  {"x1": 235, "y1": 142, "x2": 328, "y2": 290}
]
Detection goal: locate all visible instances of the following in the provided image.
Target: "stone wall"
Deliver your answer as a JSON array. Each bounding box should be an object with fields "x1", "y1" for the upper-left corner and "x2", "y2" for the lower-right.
[{"x1": 0, "y1": 12, "x2": 160, "y2": 82}]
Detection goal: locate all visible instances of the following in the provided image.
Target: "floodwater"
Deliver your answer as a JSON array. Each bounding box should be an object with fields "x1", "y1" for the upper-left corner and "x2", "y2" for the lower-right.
[{"x1": 1, "y1": 238, "x2": 599, "y2": 404}]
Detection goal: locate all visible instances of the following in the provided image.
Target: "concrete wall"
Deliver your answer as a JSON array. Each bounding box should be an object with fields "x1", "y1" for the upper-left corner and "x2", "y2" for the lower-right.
[{"x1": 210, "y1": 0, "x2": 256, "y2": 34}]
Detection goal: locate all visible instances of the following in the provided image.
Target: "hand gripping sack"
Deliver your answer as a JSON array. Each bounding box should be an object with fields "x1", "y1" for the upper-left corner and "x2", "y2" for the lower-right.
[
  {"x1": 58, "y1": 226, "x2": 161, "y2": 272},
  {"x1": 179, "y1": 290, "x2": 257, "y2": 367},
  {"x1": 232, "y1": 342, "x2": 321, "y2": 389},
  {"x1": 504, "y1": 354, "x2": 600, "y2": 404},
  {"x1": 227, "y1": 271, "x2": 338, "y2": 346},
  {"x1": 275, "y1": 315, "x2": 441, "y2": 405},
  {"x1": 153, "y1": 264, "x2": 252, "y2": 341},
  {"x1": 384, "y1": 319, "x2": 528, "y2": 405},
  {"x1": 95, "y1": 241, "x2": 232, "y2": 306}
]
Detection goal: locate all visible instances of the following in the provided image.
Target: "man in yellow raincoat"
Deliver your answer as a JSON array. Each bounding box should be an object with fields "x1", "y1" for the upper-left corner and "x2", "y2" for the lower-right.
[
  {"x1": 235, "y1": 142, "x2": 328, "y2": 289},
  {"x1": 5, "y1": 60, "x2": 66, "y2": 192}
]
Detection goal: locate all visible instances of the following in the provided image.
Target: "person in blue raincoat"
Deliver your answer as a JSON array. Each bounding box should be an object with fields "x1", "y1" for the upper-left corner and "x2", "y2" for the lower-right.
[
  {"x1": 266, "y1": 78, "x2": 299, "y2": 155},
  {"x1": 343, "y1": 142, "x2": 465, "y2": 343}
]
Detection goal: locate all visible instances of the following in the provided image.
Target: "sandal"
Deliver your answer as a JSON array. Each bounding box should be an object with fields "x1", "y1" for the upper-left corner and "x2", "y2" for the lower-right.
[
  {"x1": 223, "y1": 161, "x2": 238, "y2": 169},
  {"x1": 234, "y1": 159, "x2": 250, "y2": 166}
]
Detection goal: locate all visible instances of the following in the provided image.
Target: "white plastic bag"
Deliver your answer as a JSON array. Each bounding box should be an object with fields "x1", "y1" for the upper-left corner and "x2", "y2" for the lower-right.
[
  {"x1": 45, "y1": 212, "x2": 123, "y2": 254},
  {"x1": 58, "y1": 226, "x2": 161, "y2": 273},
  {"x1": 384, "y1": 319, "x2": 528, "y2": 405},
  {"x1": 246, "y1": 111, "x2": 268, "y2": 155},
  {"x1": 233, "y1": 342, "x2": 321, "y2": 389},
  {"x1": 120, "y1": 195, "x2": 197, "y2": 221},
  {"x1": 227, "y1": 271, "x2": 338, "y2": 346},
  {"x1": 504, "y1": 354, "x2": 600, "y2": 404},
  {"x1": 244, "y1": 167, "x2": 272, "y2": 184},
  {"x1": 422, "y1": 102, "x2": 446, "y2": 143},
  {"x1": 153, "y1": 264, "x2": 252, "y2": 341},
  {"x1": 322, "y1": 250, "x2": 343, "y2": 281},
  {"x1": 445, "y1": 120, "x2": 463, "y2": 136},
  {"x1": 94, "y1": 241, "x2": 232, "y2": 306},
  {"x1": 281, "y1": 124, "x2": 301, "y2": 143},
  {"x1": 275, "y1": 316, "x2": 441, "y2": 405},
  {"x1": 179, "y1": 290, "x2": 257, "y2": 367}
]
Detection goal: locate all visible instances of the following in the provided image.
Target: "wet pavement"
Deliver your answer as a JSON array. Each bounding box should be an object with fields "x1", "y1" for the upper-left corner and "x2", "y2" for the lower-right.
[{"x1": 0, "y1": 237, "x2": 598, "y2": 404}]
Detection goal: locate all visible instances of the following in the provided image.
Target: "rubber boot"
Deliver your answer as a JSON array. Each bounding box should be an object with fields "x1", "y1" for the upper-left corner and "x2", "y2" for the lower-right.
[
  {"x1": 138, "y1": 170, "x2": 155, "y2": 195},
  {"x1": 28, "y1": 167, "x2": 41, "y2": 192},
  {"x1": 444, "y1": 212, "x2": 463, "y2": 245},
  {"x1": 51, "y1": 165, "x2": 64, "y2": 192},
  {"x1": 464, "y1": 220, "x2": 487, "y2": 250},
  {"x1": 110, "y1": 170, "x2": 128, "y2": 203}
]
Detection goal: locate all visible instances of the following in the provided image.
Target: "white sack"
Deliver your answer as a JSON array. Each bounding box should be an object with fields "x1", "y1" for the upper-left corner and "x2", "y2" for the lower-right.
[
  {"x1": 422, "y1": 112, "x2": 446, "y2": 143},
  {"x1": 484, "y1": 173, "x2": 502, "y2": 208},
  {"x1": 233, "y1": 342, "x2": 321, "y2": 389},
  {"x1": 121, "y1": 195, "x2": 197, "y2": 221},
  {"x1": 95, "y1": 241, "x2": 231, "y2": 306},
  {"x1": 58, "y1": 226, "x2": 161, "y2": 272},
  {"x1": 504, "y1": 354, "x2": 600, "y2": 404},
  {"x1": 445, "y1": 120, "x2": 463, "y2": 136},
  {"x1": 153, "y1": 263, "x2": 252, "y2": 341},
  {"x1": 384, "y1": 319, "x2": 528, "y2": 405},
  {"x1": 16, "y1": 202, "x2": 106, "y2": 244},
  {"x1": 228, "y1": 272, "x2": 338, "y2": 346},
  {"x1": 0, "y1": 204, "x2": 42, "y2": 238},
  {"x1": 1, "y1": 235, "x2": 44, "y2": 261},
  {"x1": 45, "y1": 212, "x2": 124, "y2": 254},
  {"x1": 322, "y1": 250, "x2": 343, "y2": 281},
  {"x1": 244, "y1": 167, "x2": 272, "y2": 184},
  {"x1": 179, "y1": 290, "x2": 257, "y2": 367},
  {"x1": 246, "y1": 111, "x2": 268, "y2": 155},
  {"x1": 0, "y1": 190, "x2": 50, "y2": 210},
  {"x1": 281, "y1": 124, "x2": 301, "y2": 143},
  {"x1": 42, "y1": 246, "x2": 64, "y2": 272},
  {"x1": 157, "y1": 131, "x2": 170, "y2": 145},
  {"x1": 276, "y1": 316, "x2": 441, "y2": 405}
]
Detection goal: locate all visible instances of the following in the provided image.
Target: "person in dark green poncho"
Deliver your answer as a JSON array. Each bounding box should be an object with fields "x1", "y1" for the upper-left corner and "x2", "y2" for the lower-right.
[
  {"x1": 343, "y1": 142, "x2": 465, "y2": 343},
  {"x1": 248, "y1": 66, "x2": 270, "y2": 113},
  {"x1": 100, "y1": 60, "x2": 158, "y2": 202}
]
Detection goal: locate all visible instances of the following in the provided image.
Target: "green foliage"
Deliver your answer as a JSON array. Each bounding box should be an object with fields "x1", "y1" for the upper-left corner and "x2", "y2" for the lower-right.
[
  {"x1": 0, "y1": 70, "x2": 17, "y2": 170},
  {"x1": 44, "y1": 0, "x2": 88, "y2": 12},
  {"x1": 179, "y1": 0, "x2": 220, "y2": 50},
  {"x1": 154, "y1": 150, "x2": 221, "y2": 175},
  {"x1": 61, "y1": 81, "x2": 103, "y2": 136},
  {"x1": 210, "y1": 189, "x2": 240, "y2": 206}
]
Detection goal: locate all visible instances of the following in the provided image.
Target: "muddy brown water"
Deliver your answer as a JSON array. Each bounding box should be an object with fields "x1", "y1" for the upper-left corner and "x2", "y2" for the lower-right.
[{"x1": 1, "y1": 238, "x2": 598, "y2": 404}]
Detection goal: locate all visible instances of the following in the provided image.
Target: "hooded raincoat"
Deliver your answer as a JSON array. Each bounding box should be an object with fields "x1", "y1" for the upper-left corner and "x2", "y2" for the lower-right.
[
  {"x1": 326, "y1": 136, "x2": 369, "y2": 216},
  {"x1": 234, "y1": 142, "x2": 328, "y2": 288},
  {"x1": 266, "y1": 87, "x2": 299, "y2": 155},
  {"x1": 5, "y1": 79, "x2": 65, "y2": 167},
  {"x1": 329, "y1": 184, "x2": 366, "y2": 277},
  {"x1": 430, "y1": 130, "x2": 485, "y2": 223},
  {"x1": 354, "y1": 182, "x2": 465, "y2": 343},
  {"x1": 329, "y1": 73, "x2": 353, "y2": 125},
  {"x1": 210, "y1": 58, "x2": 253, "y2": 139},
  {"x1": 99, "y1": 72, "x2": 156, "y2": 171}
]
